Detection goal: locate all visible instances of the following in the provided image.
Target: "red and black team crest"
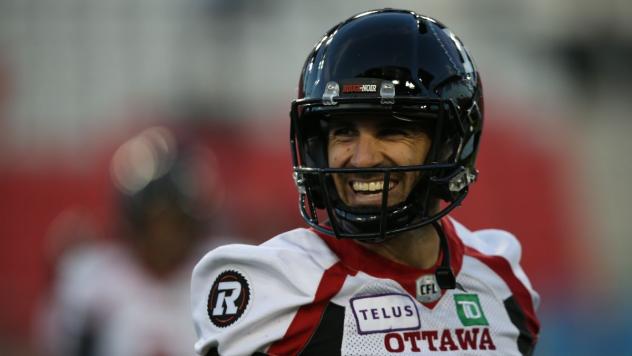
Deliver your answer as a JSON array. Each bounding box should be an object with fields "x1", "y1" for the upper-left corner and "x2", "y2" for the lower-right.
[{"x1": 207, "y1": 270, "x2": 251, "y2": 328}]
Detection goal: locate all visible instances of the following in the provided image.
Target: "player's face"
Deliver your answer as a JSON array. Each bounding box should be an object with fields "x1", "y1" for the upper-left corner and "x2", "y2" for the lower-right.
[{"x1": 327, "y1": 117, "x2": 432, "y2": 208}]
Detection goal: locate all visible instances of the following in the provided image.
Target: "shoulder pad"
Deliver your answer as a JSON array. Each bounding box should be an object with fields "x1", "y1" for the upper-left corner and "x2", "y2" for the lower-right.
[
  {"x1": 453, "y1": 219, "x2": 540, "y2": 310},
  {"x1": 191, "y1": 229, "x2": 337, "y2": 355}
]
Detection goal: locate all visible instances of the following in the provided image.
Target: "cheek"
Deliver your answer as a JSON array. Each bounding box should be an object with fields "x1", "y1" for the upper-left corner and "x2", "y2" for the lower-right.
[
  {"x1": 327, "y1": 144, "x2": 350, "y2": 168},
  {"x1": 411, "y1": 139, "x2": 432, "y2": 164},
  {"x1": 327, "y1": 142, "x2": 335, "y2": 167},
  {"x1": 397, "y1": 146, "x2": 426, "y2": 165}
]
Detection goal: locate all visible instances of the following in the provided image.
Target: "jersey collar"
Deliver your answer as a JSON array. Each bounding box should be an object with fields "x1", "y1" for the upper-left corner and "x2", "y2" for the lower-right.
[{"x1": 311, "y1": 217, "x2": 464, "y2": 305}]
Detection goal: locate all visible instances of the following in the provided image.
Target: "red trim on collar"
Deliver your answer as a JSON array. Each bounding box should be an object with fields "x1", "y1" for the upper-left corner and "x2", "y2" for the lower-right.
[{"x1": 310, "y1": 217, "x2": 464, "y2": 305}]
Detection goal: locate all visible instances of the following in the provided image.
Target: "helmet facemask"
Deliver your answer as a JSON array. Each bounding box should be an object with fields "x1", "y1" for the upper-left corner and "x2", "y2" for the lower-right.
[{"x1": 291, "y1": 97, "x2": 479, "y2": 242}]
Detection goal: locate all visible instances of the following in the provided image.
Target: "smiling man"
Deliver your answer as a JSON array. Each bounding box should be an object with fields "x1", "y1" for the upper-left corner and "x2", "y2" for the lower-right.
[
  {"x1": 328, "y1": 117, "x2": 432, "y2": 209},
  {"x1": 191, "y1": 9, "x2": 540, "y2": 355}
]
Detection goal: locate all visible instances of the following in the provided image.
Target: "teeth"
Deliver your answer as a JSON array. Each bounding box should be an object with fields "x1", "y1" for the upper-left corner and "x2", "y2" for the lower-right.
[{"x1": 352, "y1": 181, "x2": 394, "y2": 193}]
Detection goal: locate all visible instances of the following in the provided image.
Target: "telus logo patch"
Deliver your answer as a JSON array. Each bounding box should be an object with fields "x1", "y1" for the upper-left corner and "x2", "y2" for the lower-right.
[{"x1": 350, "y1": 293, "x2": 420, "y2": 334}]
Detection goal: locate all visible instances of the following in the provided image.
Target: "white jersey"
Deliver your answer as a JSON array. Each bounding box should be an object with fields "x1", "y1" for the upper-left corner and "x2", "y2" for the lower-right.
[
  {"x1": 191, "y1": 218, "x2": 540, "y2": 355},
  {"x1": 39, "y1": 243, "x2": 197, "y2": 356}
]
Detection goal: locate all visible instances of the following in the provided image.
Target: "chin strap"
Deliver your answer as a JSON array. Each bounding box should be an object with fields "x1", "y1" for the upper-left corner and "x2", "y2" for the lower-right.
[{"x1": 431, "y1": 220, "x2": 457, "y2": 290}]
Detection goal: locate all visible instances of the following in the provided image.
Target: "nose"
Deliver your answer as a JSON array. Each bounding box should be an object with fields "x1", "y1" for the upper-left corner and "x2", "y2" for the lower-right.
[{"x1": 349, "y1": 132, "x2": 382, "y2": 168}]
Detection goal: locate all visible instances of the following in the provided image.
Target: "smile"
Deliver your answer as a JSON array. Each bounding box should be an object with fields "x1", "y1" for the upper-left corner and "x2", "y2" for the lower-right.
[{"x1": 350, "y1": 180, "x2": 396, "y2": 194}]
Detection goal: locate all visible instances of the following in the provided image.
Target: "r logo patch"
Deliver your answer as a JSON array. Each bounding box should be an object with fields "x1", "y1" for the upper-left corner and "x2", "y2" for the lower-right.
[{"x1": 207, "y1": 270, "x2": 250, "y2": 328}]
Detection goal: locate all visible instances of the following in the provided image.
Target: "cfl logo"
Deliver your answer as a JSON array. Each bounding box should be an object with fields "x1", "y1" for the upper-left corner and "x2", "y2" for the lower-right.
[
  {"x1": 419, "y1": 283, "x2": 439, "y2": 296},
  {"x1": 415, "y1": 274, "x2": 441, "y2": 303}
]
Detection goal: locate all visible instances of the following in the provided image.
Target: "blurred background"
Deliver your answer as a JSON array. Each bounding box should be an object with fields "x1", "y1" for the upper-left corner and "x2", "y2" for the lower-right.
[{"x1": 0, "y1": 0, "x2": 631, "y2": 355}]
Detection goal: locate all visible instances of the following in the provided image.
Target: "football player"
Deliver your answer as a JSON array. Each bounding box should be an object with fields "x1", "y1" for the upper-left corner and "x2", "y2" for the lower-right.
[
  {"x1": 192, "y1": 9, "x2": 540, "y2": 355},
  {"x1": 40, "y1": 127, "x2": 220, "y2": 356}
]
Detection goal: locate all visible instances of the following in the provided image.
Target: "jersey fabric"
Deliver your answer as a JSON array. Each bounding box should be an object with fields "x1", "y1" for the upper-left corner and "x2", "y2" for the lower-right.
[
  {"x1": 191, "y1": 217, "x2": 540, "y2": 355},
  {"x1": 39, "y1": 243, "x2": 197, "y2": 356}
]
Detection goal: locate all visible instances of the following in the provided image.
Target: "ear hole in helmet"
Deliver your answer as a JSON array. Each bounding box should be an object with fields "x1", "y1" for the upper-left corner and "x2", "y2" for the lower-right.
[
  {"x1": 297, "y1": 111, "x2": 328, "y2": 168},
  {"x1": 460, "y1": 135, "x2": 476, "y2": 160}
]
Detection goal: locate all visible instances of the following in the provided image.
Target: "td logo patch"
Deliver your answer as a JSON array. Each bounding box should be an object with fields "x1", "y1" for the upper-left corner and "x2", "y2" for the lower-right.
[
  {"x1": 207, "y1": 270, "x2": 250, "y2": 328},
  {"x1": 454, "y1": 294, "x2": 488, "y2": 326}
]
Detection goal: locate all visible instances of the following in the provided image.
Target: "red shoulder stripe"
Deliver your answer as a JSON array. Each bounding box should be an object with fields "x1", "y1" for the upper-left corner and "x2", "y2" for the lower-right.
[
  {"x1": 464, "y1": 246, "x2": 540, "y2": 341},
  {"x1": 267, "y1": 261, "x2": 353, "y2": 355}
]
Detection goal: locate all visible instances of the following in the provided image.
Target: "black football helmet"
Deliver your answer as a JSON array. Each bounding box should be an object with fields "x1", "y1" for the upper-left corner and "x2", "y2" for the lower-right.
[
  {"x1": 290, "y1": 9, "x2": 484, "y2": 242},
  {"x1": 110, "y1": 126, "x2": 217, "y2": 236}
]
